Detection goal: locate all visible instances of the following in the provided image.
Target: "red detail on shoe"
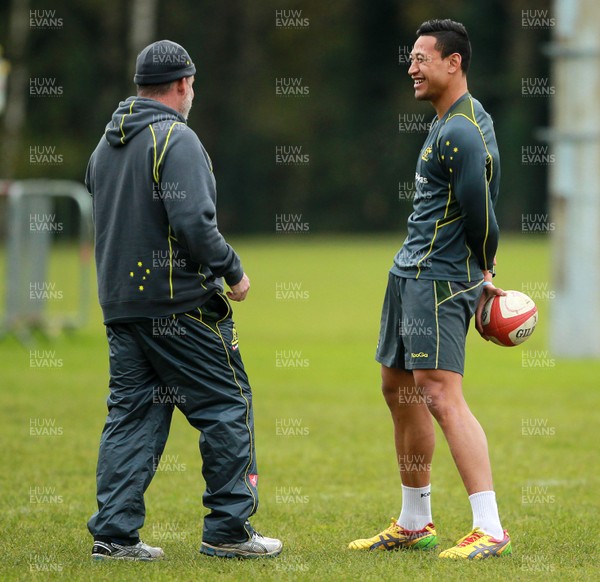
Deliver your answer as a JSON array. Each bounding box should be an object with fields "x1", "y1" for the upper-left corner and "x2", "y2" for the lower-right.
[
  {"x1": 489, "y1": 530, "x2": 509, "y2": 543},
  {"x1": 401, "y1": 523, "x2": 434, "y2": 534},
  {"x1": 458, "y1": 532, "x2": 484, "y2": 547}
]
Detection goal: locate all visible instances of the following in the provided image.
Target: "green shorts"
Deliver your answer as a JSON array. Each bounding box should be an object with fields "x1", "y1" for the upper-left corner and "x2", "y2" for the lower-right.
[{"x1": 376, "y1": 273, "x2": 483, "y2": 375}]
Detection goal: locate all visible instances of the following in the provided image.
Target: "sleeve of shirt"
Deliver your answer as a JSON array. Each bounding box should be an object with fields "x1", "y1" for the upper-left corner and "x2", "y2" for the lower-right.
[
  {"x1": 439, "y1": 118, "x2": 499, "y2": 272},
  {"x1": 157, "y1": 127, "x2": 244, "y2": 286}
]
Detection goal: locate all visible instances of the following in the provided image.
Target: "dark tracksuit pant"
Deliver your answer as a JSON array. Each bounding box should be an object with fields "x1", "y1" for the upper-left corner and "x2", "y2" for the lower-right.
[{"x1": 87, "y1": 293, "x2": 258, "y2": 545}]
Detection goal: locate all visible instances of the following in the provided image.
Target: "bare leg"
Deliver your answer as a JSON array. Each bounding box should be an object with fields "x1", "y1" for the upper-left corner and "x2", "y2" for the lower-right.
[
  {"x1": 413, "y1": 368, "x2": 493, "y2": 494},
  {"x1": 381, "y1": 365, "x2": 435, "y2": 487}
]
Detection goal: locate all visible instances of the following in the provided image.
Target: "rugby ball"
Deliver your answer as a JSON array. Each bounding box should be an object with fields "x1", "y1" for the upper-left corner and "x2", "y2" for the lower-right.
[{"x1": 481, "y1": 290, "x2": 538, "y2": 347}]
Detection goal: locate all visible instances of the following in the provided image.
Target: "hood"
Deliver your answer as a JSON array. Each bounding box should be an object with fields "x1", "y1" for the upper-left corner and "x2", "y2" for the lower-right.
[{"x1": 104, "y1": 96, "x2": 186, "y2": 147}]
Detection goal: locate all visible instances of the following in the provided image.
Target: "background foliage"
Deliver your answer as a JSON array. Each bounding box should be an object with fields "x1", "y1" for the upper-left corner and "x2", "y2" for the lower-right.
[{"x1": 0, "y1": 0, "x2": 552, "y2": 233}]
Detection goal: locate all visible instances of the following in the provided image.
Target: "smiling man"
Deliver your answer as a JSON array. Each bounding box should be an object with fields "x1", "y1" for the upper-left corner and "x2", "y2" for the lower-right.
[{"x1": 348, "y1": 20, "x2": 511, "y2": 560}]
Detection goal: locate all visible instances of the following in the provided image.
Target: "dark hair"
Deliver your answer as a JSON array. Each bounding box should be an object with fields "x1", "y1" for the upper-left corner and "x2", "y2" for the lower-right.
[{"x1": 416, "y1": 19, "x2": 471, "y2": 74}]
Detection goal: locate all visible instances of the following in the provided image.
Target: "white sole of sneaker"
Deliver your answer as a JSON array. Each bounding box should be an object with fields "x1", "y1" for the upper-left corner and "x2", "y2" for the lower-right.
[
  {"x1": 91, "y1": 553, "x2": 163, "y2": 561},
  {"x1": 200, "y1": 542, "x2": 282, "y2": 559}
]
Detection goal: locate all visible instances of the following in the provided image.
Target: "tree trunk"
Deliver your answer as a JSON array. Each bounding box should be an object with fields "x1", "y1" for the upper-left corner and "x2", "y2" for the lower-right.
[
  {"x1": 0, "y1": 0, "x2": 30, "y2": 179},
  {"x1": 129, "y1": 0, "x2": 159, "y2": 74}
]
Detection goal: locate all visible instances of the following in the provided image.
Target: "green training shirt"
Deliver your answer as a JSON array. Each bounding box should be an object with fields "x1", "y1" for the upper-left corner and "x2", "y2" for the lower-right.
[{"x1": 392, "y1": 93, "x2": 500, "y2": 282}]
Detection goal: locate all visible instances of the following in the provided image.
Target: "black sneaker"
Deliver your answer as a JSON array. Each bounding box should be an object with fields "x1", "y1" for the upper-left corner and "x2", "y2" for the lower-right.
[{"x1": 91, "y1": 540, "x2": 165, "y2": 561}]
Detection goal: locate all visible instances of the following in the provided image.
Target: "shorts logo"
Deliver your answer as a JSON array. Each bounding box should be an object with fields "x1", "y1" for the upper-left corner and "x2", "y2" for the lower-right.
[
  {"x1": 411, "y1": 352, "x2": 429, "y2": 358},
  {"x1": 248, "y1": 474, "x2": 258, "y2": 487},
  {"x1": 232, "y1": 326, "x2": 239, "y2": 351}
]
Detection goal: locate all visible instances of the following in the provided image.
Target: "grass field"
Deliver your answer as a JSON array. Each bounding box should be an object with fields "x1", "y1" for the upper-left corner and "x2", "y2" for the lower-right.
[{"x1": 1, "y1": 235, "x2": 599, "y2": 581}]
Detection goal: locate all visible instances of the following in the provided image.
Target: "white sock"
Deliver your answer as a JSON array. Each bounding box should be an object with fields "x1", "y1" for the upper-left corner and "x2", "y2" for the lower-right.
[
  {"x1": 397, "y1": 485, "x2": 432, "y2": 531},
  {"x1": 469, "y1": 490, "x2": 504, "y2": 540}
]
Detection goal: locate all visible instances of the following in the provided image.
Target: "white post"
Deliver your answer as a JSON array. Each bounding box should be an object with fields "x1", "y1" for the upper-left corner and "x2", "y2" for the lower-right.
[{"x1": 548, "y1": 0, "x2": 600, "y2": 357}]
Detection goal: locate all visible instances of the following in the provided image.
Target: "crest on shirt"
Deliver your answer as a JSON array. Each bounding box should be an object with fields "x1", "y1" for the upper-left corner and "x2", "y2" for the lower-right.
[{"x1": 421, "y1": 145, "x2": 433, "y2": 162}]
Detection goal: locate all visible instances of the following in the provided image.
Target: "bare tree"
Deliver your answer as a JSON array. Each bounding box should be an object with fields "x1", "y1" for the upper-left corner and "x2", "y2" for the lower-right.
[{"x1": 129, "y1": 0, "x2": 159, "y2": 71}]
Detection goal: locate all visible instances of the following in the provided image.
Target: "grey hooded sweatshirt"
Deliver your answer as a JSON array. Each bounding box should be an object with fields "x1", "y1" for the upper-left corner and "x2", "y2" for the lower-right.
[{"x1": 86, "y1": 96, "x2": 243, "y2": 324}]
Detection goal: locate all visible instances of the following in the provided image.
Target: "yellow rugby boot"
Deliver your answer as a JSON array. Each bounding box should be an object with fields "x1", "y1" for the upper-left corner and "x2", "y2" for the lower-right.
[
  {"x1": 438, "y1": 528, "x2": 512, "y2": 560},
  {"x1": 348, "y1": 518, "x2": 438, "y2": 551}
]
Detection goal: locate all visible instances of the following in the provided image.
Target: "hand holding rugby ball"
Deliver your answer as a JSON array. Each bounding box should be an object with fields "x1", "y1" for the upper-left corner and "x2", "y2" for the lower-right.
[{"x1": 481, "y1": 290, "x2": 538, "y2": 346}]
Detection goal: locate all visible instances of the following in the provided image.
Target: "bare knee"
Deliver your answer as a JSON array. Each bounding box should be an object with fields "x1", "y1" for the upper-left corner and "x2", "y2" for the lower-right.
[
  {"x1": 381, "y1": 366, "x2": 414, "y2": 409},
  {"x1": 421, "y1": 382, "x2": 452, "y2": 422},
  {"x1": 381, "y1": 379, "x2": 399, "y2": 410},
  {"x1": 414, "y1": 371, "x2": 464, "y2": 425}
]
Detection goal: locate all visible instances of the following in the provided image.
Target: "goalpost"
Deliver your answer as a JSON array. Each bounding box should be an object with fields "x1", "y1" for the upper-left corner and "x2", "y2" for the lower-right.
[
  {"x1": 548, "y1": 0, "x2": 600, "y2": 357},
  {"x1": 1, "y1": 180, "x2": 93, "y2": 342}
]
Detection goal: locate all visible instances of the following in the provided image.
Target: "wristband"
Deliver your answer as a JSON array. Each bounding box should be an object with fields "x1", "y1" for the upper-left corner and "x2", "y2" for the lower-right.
[{"x1": 482, "y1": 281, "x2": 493, "y2": 287}]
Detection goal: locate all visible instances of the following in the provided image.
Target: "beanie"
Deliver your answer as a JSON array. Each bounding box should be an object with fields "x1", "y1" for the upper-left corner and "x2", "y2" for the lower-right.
[{"x1": 134, "y1": 40, "x2": 196, "y2": 85}]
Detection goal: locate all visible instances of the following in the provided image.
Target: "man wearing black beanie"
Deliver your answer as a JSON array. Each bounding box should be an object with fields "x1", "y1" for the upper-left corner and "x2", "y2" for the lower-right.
[{"x1": 86, "y1": 40, "x2": 282, "y2": 561}]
